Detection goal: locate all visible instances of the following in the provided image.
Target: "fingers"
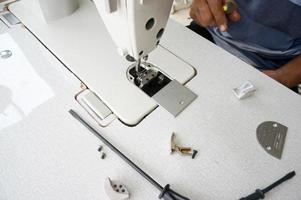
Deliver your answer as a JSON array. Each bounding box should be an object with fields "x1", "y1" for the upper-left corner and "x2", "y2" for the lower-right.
[
  {"x1": 207, "y1": 0, "x2": 227, "y2": 31},
  {"x1": 190, "y1": 0, "x2": 216, "y2": 27},
  {"x1": 190, "y1": 0, "x2": 240, "y2": 31},
  {"x1": 198, "y1": 0, "x2": 216, "y2": 26},
  {"x1": 228, "y1": 10, "x2": 241, "y2": 22}
]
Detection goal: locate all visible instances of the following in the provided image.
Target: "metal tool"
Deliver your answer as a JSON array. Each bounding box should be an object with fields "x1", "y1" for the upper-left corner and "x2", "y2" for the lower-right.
[
  {"x1": 256, "y1": 121, "x2": 287, "y2": 159},
  {"x1": 69, "y1": 110, "x2": 190, "y2": 200},
  {"x1": 170, "y1": 132, "x2": 198, "y2": 159},
  {"x1": 240, "y1": 171, "x2": 296, "y2": 200}
]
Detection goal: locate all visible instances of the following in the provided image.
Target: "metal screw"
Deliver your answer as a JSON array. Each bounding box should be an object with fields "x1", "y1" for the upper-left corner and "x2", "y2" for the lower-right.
[
  {"x1": 98, "y1": 145, "x2": 103, "y2": 152},
  {"x1": 178, "y1": 147, "x2": 192, "y2": 154},
  {"x1": 192, "y1": 150, "x2": 198, "y2": 159}
]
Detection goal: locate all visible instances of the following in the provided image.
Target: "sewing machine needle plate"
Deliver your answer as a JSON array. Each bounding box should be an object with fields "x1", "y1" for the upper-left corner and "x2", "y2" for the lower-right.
[
  {"x1": 256, "y1": 121, "x2": 288, "y2": 159},
  {"x1": 152, "y1": 80, "x2": 197, "y2": 117}
]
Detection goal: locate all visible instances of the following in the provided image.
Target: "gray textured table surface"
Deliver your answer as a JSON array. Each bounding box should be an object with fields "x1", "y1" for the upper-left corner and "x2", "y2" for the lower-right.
[{"x1": 0, "y1": 2, "x2": 301, "y2": 200}]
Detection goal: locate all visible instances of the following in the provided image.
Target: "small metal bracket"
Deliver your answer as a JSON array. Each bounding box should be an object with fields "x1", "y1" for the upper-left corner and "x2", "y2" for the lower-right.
[{"x1": 233, "y1": 81, "x2": 256, "y2": 99}]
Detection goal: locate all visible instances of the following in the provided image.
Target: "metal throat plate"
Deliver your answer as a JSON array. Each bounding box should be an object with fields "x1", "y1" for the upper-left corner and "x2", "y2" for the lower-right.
[
  {"x1": 256, "y1": 121, "x2": 288, "y2": 159},
  {"x1": 152, "y1": 80, "x2": 197, "y2": 117}
]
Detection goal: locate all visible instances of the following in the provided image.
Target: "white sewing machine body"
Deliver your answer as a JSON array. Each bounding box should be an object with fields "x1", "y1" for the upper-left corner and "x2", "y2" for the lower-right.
[
  {"x1": 1, "y1": 0, "x2": 301, "y2": 199},
  {"x1": 94, "y1": 0, "x2": 174, "y2": 59}
]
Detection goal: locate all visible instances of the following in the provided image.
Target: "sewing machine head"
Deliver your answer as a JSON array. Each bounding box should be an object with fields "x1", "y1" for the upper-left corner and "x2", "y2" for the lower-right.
[
  {"x1": 94, "y1": 0, "x2": 176, "y2": 97},
  {"x1": 93, "y1": 0, "x2": 197, "y2": 118},
  {"x1": 94, "y1": 0, "x2": 174, "y2": 62},
  {"x1": 29, "y1": 0, "x2": 196, "y2": 122}
]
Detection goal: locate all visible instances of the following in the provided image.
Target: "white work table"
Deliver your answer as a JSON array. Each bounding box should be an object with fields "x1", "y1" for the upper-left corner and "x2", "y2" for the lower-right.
[{"x1": 0, "y1": 1, "x2": 301, "y2": 200}]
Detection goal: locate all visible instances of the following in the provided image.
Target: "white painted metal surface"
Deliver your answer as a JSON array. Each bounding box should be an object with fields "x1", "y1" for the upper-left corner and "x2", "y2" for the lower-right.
[
  {"x1": 9, "y1": 0, "x2": 195, "y2": 126},
  {"x1": 1, "y1": 2, "x2": 301, "y2": 200}
]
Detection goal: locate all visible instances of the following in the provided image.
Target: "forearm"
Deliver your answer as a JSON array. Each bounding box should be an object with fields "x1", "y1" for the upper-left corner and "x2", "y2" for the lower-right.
[{"x1": 276, "y1": 54, "x2": 301, "y2": 88}]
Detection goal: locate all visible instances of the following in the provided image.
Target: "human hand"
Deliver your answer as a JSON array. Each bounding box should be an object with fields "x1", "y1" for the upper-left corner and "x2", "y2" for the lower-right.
[
  {"x1": 263, "y1": 70, "x2": 285, "y2": 85},
  {"x1": 190, "y1": 0, "x2": 240, "y2": 31}
]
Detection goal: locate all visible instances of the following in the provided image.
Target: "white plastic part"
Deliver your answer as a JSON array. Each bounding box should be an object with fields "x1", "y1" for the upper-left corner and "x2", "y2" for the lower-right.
[
  {"x1": 104, "y1": 178, "x2": 130, "y2": 200},
  {"x1": 233, "y1": 81, "x2": 256, "y2": 99},
  {"x1": 38, "y1": 0, "x2": 79, "y2": 22},
  {"x1": 94, "y1": 0, "x2": 174, "y2": 60}
]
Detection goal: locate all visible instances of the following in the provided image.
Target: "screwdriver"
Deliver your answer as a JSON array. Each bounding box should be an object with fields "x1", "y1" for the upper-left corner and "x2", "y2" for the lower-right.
[
  {"x1": 239, "y1": 171, "x2": 296, "y2": 200},
  {"x1": 223, "y1": 0, "x2": 237, "y2": 15}
]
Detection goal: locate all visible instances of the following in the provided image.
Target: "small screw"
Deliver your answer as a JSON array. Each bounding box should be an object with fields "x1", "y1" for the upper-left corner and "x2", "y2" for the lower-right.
[
  {"x1": 126, "y1": 55, "x2": 135, "y2": 62},
  {"x1": 98, "y1": 145, "x2": 103, "y2": 152},
  {"x1": 192, "y1": 150, "x2": 198, "y2": 159},
  {"x1": 101, "y1": 153, "x2": 106, "y2": 159}
]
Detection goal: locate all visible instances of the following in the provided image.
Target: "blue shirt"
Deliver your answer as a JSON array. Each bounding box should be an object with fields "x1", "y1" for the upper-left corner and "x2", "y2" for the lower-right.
[{"x1": 208, "y1": 0, "x2": 301, "y2": 70}]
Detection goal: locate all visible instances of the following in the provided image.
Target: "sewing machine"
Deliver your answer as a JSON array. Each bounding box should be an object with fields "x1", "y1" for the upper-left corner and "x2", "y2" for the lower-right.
[
  {"x1": 6, "y1": 0, "x2": 197, "y2": 126},
  {"x1": 93, "y1": 0, "x2": 197, "y2": 121},
  {"x1": 1, "y1": 0, "x2": 301, "y2": 199}
]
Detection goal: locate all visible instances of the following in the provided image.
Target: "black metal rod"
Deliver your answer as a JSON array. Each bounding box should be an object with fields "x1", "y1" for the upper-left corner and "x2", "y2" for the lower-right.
[
  {"x1": 239, "y1": 171, "x2": 296, "y2": 200},
  {"x1": 262, "y1": 171, "x2": 296, "y2": 194},
  {"x1": 69, "y1": 109, "x2": 163, "y2": 191}
]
